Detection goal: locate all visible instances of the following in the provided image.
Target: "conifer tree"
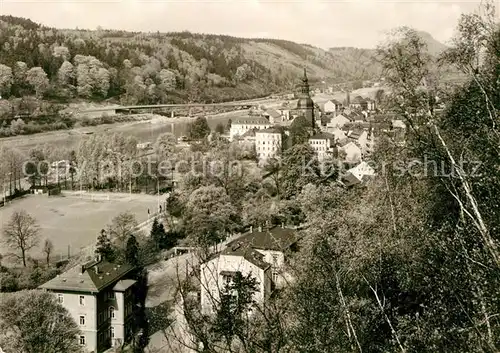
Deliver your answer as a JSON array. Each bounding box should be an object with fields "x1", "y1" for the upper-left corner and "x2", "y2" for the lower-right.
[
  {"x1": 95, "y1": 229, "x2": 114, "y2": 261},
  {"x1": 125, "y1": 234, "x2": 139, "y2": 268}
]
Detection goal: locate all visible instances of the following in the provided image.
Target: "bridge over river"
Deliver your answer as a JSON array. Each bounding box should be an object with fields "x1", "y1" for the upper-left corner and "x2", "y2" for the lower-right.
[{"x1": 78, "y1": 99, "x2": 269, "y2": 118}]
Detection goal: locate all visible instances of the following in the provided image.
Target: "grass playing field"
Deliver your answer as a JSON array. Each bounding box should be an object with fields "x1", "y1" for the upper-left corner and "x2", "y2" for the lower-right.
[{"x1": 0, "y1": 193, "x2": 162, "y2": 263}]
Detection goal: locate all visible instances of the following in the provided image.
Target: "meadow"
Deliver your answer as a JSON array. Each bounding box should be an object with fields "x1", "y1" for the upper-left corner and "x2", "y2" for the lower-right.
[{"x1": 0, "y1": 193, "x2": 161, "y2": 263}]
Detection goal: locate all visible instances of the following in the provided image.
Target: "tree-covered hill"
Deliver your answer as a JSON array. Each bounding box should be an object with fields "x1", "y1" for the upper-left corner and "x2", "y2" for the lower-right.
[
  {"x1": 0, "y1": 15, "x2": 450, "y2": 109},
  {"x1": 0, "y1": 15, "x2": 383, "y2": 106}
]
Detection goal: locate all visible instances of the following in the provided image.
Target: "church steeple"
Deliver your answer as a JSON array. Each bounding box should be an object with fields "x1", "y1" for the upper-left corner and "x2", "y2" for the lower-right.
[
  {"x1": 300, "y1": 68, "x2": 310, "y2": 96},
  {"x1": 296, "y1": 68, "x2": 315, "y2": 128}
]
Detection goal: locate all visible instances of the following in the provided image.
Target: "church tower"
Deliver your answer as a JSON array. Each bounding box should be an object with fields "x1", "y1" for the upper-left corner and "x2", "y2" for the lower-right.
[{"x1": 296, "y1": 68, "x2": 315, "y2": 128}]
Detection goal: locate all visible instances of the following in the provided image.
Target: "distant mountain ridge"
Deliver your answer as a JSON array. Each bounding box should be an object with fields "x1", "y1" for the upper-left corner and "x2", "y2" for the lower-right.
[{"x1": 0, "y1": 15, "x2": 448, "y2": 105}]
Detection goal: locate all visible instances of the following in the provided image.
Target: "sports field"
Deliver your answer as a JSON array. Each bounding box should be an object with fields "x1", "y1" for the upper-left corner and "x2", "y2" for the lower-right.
[{"x1": 0, "y1": 193, "x2": 162, "y2": 262}]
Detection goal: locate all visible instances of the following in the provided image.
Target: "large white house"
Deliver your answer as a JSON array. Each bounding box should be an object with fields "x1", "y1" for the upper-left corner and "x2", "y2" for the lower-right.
[
  {"x1": 200, "y1": 227, "x2": 300, "y2": 315},
  {"x1": 39, "y1": 259, "x2": 139, "y2": 353},
  {"x1": 255, "y1": 128, "x2": 282, "y2": 164},
  {"x1": 229, "y1": 117, "x2": 271, "y2": 141}
]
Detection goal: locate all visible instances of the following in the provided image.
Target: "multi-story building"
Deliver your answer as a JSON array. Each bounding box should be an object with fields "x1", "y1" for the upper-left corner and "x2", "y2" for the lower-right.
[
  {"x1": 255, "y1": 128, "x2": 282, "y2": 164},
  {"x1": 39, "y1": 258, "x2": 139, "y2": 353},
  {"x1": 308, "y1": 133, "x2": 335, "y2": 161},
  {"x1": 200, "y1": 226, "x2": 300, "y2": 315},
  {"x1": 229, "y1": 117, "x2": 271, "y2": 141}
]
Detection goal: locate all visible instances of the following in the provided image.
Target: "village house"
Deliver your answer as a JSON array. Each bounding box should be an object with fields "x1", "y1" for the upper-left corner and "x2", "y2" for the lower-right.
[
  {"x1": 200, "y1": 227, "x2": 300, "y2": 315},
  {"x1": 39, "y1": 258, "x2": 139, "y2": 353},
  {"x1": 255, "y1": 128, "x2": 282, "y2": 164},
  {"x1": 337, "y1": 138, "x2": 363, "y2": 164},
  {"x1": 342, "y1": 161, "x2": 376, "y2": 187},
  {"x1": 326, "y1": 113, "x2": 352, "y2": 129},
  {"x1": 235, "y1": 128, "x2": 257, "y2": 148},
  {"x1": 276, "y1": 106, "x2": 291, "y2": 121},
  {"x1": 365, "y1": 97, "x2": 376, "y2": 111},
  {"x1": 262, "y1": 108, "x2": 283, "y2": 124},
  {"x1": 349, "y1": 96, "x2": 365, "y2": 110},
  {"x1": 229, "y1": 116, "x2": 271, "y2": 141},
  {"x1": 347, "y1": 129, "x2": 369, "y2": 152},
  {"x1": 321, "y1": 99, "x2": 343, "y2": 114},
  {"x1": 325, "y1": 126, "x2": 347, "y2": 142},
  {"x1": 308, "y1": 132, "x2": 335, "y2": 161}
]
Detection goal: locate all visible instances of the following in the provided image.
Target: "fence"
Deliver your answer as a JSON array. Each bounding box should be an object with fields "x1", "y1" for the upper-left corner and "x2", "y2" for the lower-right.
[{"x1": 59, "y1": 190, "x2": 112, "y2": 201}]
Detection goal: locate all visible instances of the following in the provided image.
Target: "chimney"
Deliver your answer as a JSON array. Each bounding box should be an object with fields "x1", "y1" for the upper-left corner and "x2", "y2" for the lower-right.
[{"x1": 250, "y1": 226, "x2": 253, "y2": 233}]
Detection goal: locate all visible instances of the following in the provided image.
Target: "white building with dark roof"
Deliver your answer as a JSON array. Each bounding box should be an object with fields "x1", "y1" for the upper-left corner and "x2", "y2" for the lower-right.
[
  {"x1": 200, "y1": 227, "x2": 300, "y2": 315},
  {"x1": 39, "y1": 259, "x2": 139, "y2": 353},
  {"x1": 229, "y1": 116, "x2": 271, "y2": 141},
  {"x1": 342, "y1": 161, "x2": 376, "y2": 187}
]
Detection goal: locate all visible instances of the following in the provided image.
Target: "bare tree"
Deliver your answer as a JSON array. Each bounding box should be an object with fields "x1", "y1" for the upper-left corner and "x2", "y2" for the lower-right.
[
  {"x1": 43, "y1": 239, "x2": 54, "y2": 266},
  {"x1": 2, "y1": 210, "x2": 40, "y2": 267}
]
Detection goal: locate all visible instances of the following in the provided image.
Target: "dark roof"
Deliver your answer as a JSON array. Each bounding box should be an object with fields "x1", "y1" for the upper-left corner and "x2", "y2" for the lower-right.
[
  {"x1": 348, "y1": 129, "x2": 365, "y2": 140},
  {"x1": 310, "y1": 132, "x2": 335, "y2": 140},
  {"x1": 39, "y1": 260, "x2": 134, "y2": 293},
  {"x1": 240, "y1": 128, "x2": 257, "y2": 138},
  {"x1": 221, "y1": 245, "x2": 271, "y2": 270},
  {"x1": 233, "y1": 116, "x2": 270, "y2": 125},
  {"x1": 226, "y1": 227, "x2": 299, "y2": 252},
  {"x1": 208, "y1": 227, "x2": 299, "y2": 271},
  {"x1": 351, "y1": 96, "x2": 365, "y2": 104},
  {"x1": 257, "y1": 128, "x2": 282, "y2": 134},
  {"x1": 265, "y1": 109, "x2": 281, "y2": 118},
  {"x1": 342, "y1": 172, "x2": 361, "y2": 187}
]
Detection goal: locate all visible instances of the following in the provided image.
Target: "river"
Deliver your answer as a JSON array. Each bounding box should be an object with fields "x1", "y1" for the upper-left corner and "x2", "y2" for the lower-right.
[{"x1": 0, "y1": 109, "x2": 251, "y2": 155}]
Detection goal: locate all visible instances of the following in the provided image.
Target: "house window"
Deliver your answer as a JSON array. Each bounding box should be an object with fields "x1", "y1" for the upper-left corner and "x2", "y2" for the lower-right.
[
  {"x1": 79, "y1": 316, "x2": 85, "y2": 326},
  {"x1": 272, "y1": 271, "x2": 279, "y2": 283},
  {"x1": 272, "y1": 254, "x2": 278, "y2": 265},
  {"x1": 57, "y1": 294, "x2": 64, "y2": 303},
  {"x1": 109, "y1": 306, "x2": 115, "y2": 319},
  {"x1": 79, "y1": 335, "x2": 85, "y2": 345},
  {"x1": 79, "y1": 295, "x2": 85, "y2": 306},
  {"x1": 109, "y1": 291, "x2": 115, "y2": 299}
]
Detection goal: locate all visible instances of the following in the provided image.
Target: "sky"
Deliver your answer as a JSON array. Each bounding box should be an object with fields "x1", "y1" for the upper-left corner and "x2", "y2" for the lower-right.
[{"x1": 0, "y1": 0, "x2": 492, "y2": 49}]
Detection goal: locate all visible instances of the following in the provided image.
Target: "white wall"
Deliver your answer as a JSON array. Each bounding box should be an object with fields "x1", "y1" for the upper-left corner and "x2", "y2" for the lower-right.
[
  {"x1": 200, "y1": 254, "x2": 267, "y2": 315},
  {"x1": 309, "y1": 138, "x2": 332, "y2": 162},
  {"x1": 255, "y1": 132, "x2": 281, "y2": 163},
  {"x1": 327, "y1": 115, "x2": 350, "y2": 128},
  {"x1": 342, "y1": 143, "x2": 362, "y2": 164},
  {"x1": 53, "y1": 291, "x2": 98, "y2": 352}
]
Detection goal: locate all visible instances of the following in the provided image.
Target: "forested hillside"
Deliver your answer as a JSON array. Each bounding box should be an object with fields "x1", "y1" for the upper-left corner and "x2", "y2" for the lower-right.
[{"x1": 0, "y1": 15, "x2": 386, "y2": 108}]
